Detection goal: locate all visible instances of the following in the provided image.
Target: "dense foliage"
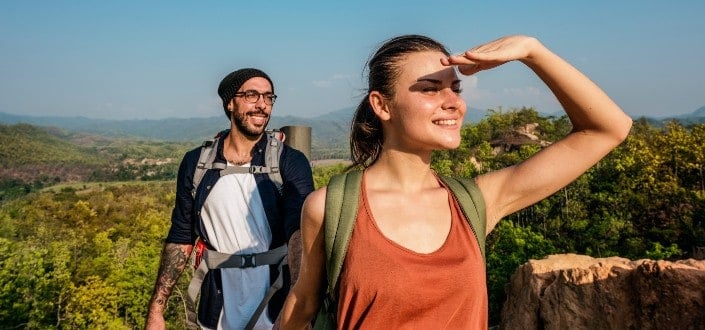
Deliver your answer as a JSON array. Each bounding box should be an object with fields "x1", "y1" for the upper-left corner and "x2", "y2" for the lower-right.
[
  {"x1": 0, "y1": 182, "x2": 184, "y2": 329},
  {"x1": 435, "y1": 109, "x2": 705, "y2": 324},
  {"x1": 1, "y1": 108, "x2": 703, "y2": 328}
]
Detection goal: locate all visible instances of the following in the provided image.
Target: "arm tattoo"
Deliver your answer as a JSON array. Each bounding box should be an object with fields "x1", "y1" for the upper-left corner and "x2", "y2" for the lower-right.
[{"x1": 149, "y1": 243, "x2": 192, "y2": 311}]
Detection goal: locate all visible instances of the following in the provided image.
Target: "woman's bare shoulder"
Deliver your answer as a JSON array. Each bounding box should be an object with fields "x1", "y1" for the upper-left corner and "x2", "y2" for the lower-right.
[{"x1": 302, "y1": 186, "x2": 328, "y2": 227}]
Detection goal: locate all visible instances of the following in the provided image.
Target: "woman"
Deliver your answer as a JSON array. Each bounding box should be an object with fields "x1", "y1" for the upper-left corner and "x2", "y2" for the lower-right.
[{"x1": 279, "y1": 34, "x2": 632, "y2": 328}]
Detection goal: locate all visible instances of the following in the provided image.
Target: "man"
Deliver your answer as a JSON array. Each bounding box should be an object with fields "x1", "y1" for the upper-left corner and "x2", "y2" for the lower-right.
[{"x1": 146, "y1": 68, "x2": 314, "y2": 329}]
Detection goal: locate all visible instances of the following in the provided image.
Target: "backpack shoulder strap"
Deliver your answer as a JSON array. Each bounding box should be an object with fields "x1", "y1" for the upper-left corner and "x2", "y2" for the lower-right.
[
  {"x1": 192, "y1": 136, "x2": 227, "y2": 198},
  {"x1": 264, "y1": 130, "x2": 284, "y2": 193},
  {"x1": 314, "y1": 170, "x2": 362, "y2": 330},
  {"x1": 200, "y1": 130, "x2": 285, "y2": 194},
  {"x1": 323, "y1": 169, "x2": 362, "y2": 296},
  {"x1": 438, "y1": 175, "x2": 487, "y2": 261}
]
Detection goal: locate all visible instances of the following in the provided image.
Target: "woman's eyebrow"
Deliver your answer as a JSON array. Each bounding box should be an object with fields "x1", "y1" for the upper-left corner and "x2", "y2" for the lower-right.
[
  {"x1": 416, "y1": 78, "x2": 462, "y2": 85},
  {"x1": 416, "y1": 78, "x2": 442, "y2": 84}
]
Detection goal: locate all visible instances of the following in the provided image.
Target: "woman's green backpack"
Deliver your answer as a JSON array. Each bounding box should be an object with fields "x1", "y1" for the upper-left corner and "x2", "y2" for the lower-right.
[{"x1": 313, "y1": 170, "x2": 487, "y2": 329}]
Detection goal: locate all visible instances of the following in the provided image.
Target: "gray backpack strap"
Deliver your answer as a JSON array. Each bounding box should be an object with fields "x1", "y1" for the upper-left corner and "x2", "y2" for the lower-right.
[
  {"x1": 214, "y1": 131, "x2": 284, "y2": 193},
  {"x1": 201, "y1": 245, "x2": 288, "y2": 330},
  {"x1": 186, "y1": 134, "x2": 223, "y2": 328},
  {"x1": 264, "y1": 130, "x2": 284, "y2": 193},
  {"x1": 186, "y1": 261, "x2": 208, "y2": 329},
  {"x1": 218, "y1": 166, "x2": 255, "y2": 176},
  {"x1": 187, "y1": 246, "x2": 289, "y2": 330},
  {"x1": 203, "y1": 245, "x2": 287, "y2": 269},
  {"x1": 192, "y1": 137, "x2": 226, "y2": 198},
  {"x1": 438, "y1": 176, "x2": 487, "y2": 261},
  {"x1": 244, "y1": 253, "x2": 289, "y2": 330}
]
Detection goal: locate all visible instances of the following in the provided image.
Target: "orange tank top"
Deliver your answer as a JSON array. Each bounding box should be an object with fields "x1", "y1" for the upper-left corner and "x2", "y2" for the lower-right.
[{"x1": 337, "y1": 175, "x2": 488, "y2": 329}]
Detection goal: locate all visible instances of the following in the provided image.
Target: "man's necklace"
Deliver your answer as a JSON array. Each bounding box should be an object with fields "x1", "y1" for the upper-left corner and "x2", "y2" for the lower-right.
[
  {"x1": 225, "y1": 149, "x2": 252, "y2": 166},
  {"x1": 224, "y1": 136, "x2": 254, "y2": 166},
  {"x1": 227, "y1": 155, "x2": 251, "y2": 166}
]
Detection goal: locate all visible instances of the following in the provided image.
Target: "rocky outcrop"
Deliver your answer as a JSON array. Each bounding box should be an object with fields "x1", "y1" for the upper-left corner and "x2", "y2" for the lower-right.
[
  {"x1": 490, "y1": 123, "x2": 552, "y2": 153},
  {"x1": 500, "y1": 254, "x2": 705, "y2": 329}
]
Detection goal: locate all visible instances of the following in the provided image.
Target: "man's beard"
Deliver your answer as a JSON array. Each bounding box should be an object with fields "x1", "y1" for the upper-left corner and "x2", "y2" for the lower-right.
[{"x1": 233, "y1": 110, "x2": 269, "y2": 138}]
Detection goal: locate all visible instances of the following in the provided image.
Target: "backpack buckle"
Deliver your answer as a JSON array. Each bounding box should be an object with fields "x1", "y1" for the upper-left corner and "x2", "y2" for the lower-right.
[{"x1": 241, "y1": 254, "x2": 256, "y2": 268}]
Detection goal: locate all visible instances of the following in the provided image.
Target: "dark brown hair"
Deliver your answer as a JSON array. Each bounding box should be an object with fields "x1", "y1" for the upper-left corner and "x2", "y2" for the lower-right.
[{"x1": 350, "y1": 35, "x2": 450, "y2": 168}]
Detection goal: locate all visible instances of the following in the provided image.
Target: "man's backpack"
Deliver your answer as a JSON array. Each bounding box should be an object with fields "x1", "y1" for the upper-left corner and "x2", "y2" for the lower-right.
[
  {"x1": 313, "y1": 170, "x2": 487, "y2": 330},
  {"x1": 186, "y1": 129, "x2": 289, "y2": 330},
  {"x1": 192, "y1": 129, "x2": 285, "y2": 198}
]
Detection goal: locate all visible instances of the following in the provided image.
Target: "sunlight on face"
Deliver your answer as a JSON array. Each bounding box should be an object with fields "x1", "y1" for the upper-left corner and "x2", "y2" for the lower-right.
[
  {"x1": 384, "y1": 51, "x2": 467, "y2": 152},
  {"x1": 230, "y1": 77, "x2": 273, "y2": 137}
]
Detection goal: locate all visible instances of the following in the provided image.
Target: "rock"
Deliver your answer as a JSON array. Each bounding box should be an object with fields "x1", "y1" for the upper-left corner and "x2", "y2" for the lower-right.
[
  {"x1": 489, "y1": 123, "x2": 552, "y2": 154},
  {"x1": 500, "y1": 253, "x2": 705, "y2": 329}
]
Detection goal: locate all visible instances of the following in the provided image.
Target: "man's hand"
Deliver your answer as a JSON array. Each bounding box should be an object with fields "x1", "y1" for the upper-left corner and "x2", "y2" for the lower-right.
[{"x1": 145, "y1": 310, "x2": 166, "y2": 330}]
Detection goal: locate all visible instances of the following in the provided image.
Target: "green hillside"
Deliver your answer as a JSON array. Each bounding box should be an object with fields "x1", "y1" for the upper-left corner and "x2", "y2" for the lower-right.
[
  {"x1": 0, "y1": 123, "x2": 192, "y2": 200},
  {"x1": 0, "y1": 123, "x2": 106, "y2": 167}
]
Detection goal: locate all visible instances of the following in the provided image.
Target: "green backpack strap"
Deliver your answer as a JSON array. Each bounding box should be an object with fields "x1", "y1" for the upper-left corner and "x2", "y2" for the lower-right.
[
  {"x1": 313, "y1": 170, "x2": 362, "y2": 330},
  {"x1": 323, "y1": 170, "x2": 362, "y2": 295},
  {"x1": 438, "y1": 175, "x2": 487, "y2": 261}
]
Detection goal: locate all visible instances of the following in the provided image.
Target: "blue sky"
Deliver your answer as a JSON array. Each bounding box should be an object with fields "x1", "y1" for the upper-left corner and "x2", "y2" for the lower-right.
[{"x1": 1, "y1": 1, "x2": 703, "y2": 120}]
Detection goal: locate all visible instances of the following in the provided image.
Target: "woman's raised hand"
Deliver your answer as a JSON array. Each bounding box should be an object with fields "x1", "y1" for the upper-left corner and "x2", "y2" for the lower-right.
[{"x1": 442, "y1": 35, "x2": 541, "y2": 76}]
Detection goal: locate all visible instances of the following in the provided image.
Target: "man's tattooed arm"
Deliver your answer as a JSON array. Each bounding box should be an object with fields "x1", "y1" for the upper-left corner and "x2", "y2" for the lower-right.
[{"x1": 146, "y1": 243, "x2": 193, "y2": 325}]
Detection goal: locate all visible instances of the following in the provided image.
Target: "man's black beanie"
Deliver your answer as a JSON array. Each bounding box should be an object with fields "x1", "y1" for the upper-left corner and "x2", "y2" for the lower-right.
[{"x1": 217, "y1": 68, "x2": 274, "y2": 119}]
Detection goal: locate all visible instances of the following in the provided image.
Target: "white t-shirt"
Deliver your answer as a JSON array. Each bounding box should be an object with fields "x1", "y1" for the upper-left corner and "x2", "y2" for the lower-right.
[{"x1": 200, "y1": 163, "x2": 274, "y2": 330}]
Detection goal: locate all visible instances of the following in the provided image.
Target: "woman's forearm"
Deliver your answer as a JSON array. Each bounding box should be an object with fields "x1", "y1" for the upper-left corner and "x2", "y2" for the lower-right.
[{"x1": 521, "y1": 38, "x2": 632, "y2": 142}]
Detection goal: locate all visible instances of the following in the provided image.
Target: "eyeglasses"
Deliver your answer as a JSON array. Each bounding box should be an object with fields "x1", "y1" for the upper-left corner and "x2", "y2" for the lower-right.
[{"x1": 234, "y1": 90, "x2": 277, "y2": 105}]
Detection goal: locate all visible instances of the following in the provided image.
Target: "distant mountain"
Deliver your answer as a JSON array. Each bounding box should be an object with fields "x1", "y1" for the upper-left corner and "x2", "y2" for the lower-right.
[
  {"x1": 694, "y1": 106, "x2": 705, "y2": 117},
  {"x1": 0, "y1": 109, "x2": 357, "y2": 159},
  {"x1": 635, "y1": 106, "x2": 705, "y2": 127},
  {"x1": 0, "y1": 105, "x2": 487, "y2": 137},
  {"x1": 0, "y1": 106, "x2": 488, "y2": 159},
  {"x1": 0, "y1": 109, "x2": 355, "y2": 141},
  {"x1": 656, "y1": 106, "x2": 705, "y2": 120},
  {"x1": 0, "y1": 112, "x2": 223, "y2": 141},
  {"x1": 4, "y1": 105, "x2": 700, "y2": 159}
]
